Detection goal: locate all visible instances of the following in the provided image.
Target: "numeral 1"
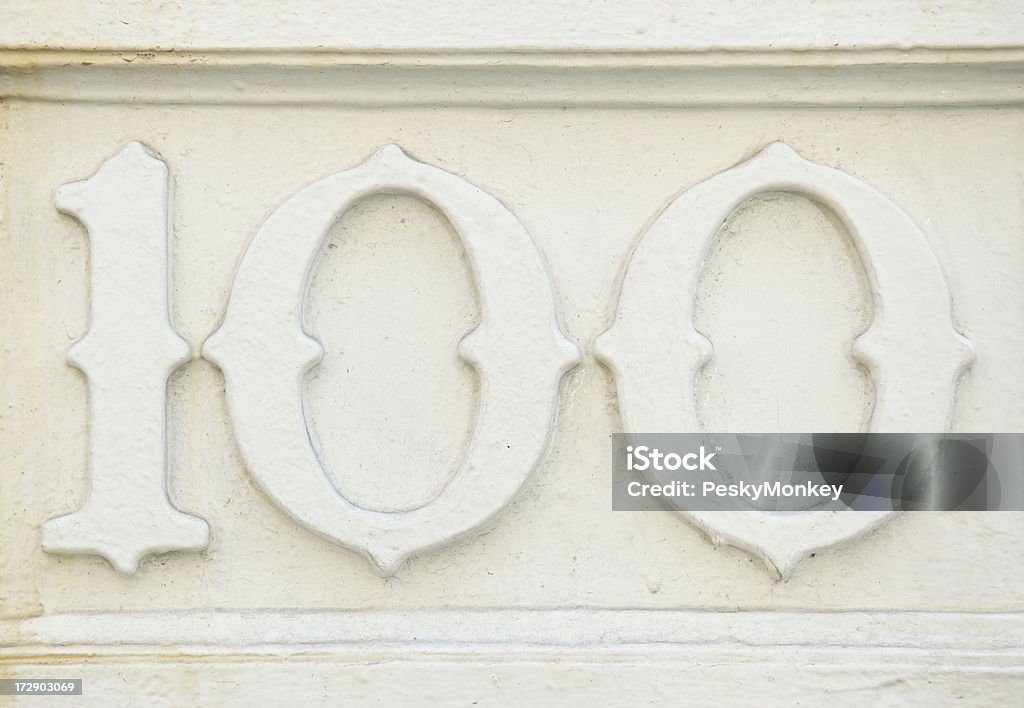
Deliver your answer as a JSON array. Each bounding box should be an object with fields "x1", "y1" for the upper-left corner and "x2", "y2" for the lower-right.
[{"x1": 42, "y1": 142, "x2": 208, "y2": 574}]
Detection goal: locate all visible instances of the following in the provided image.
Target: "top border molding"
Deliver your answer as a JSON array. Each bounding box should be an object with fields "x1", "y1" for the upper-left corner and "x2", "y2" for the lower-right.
[
  {"x1": 3, "y1": 49, "x2": 1024, "y2": 107},
  {"x1": 4, "y1": 1, "x2": 1024, "y2": 52}
]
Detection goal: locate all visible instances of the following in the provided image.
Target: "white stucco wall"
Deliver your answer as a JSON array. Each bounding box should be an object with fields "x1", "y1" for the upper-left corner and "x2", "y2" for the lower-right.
[{"x1": 1, "y1": 2, "x2": 1022, "y2": 705}]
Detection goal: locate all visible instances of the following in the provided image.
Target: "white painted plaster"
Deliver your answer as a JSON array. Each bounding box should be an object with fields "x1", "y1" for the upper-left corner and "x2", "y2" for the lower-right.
[{"x1": 1, "y1": 3, "x2": 1022, "y2": 703}]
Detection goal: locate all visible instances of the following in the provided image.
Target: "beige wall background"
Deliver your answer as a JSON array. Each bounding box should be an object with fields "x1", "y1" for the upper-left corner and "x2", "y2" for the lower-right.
[{"x1": 1, "y1": 2, "x2": 1022, "y2": 705}]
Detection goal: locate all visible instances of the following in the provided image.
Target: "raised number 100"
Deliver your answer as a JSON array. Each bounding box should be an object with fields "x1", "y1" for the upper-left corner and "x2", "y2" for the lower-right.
[{"x1": 40, "y1": 141, "x2": 971, "y2": 576}]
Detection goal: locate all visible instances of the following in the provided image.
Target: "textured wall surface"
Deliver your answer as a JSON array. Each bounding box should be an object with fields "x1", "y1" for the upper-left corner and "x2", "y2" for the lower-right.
[{"x1": 1, "y1": 2, "x2": 1022, "y2": 705}]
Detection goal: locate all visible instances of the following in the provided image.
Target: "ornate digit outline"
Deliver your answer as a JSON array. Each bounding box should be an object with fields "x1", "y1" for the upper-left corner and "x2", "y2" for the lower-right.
[
  {"x1": 42, "y1": 142, "x2": 209, "y2": 574},
  {"x1": 204, "y1": 145, "x2": 579, "y2": 575},
  {"x1": 596, "y1": 142, "x2": 975, "y2": 577}
]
